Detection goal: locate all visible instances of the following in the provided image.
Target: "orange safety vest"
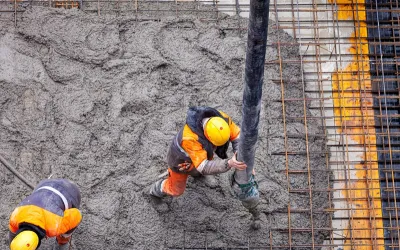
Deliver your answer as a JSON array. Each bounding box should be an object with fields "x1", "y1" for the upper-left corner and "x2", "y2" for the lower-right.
[{"x1": 167, "y1": 107, "x2": 240, "y2": 171}]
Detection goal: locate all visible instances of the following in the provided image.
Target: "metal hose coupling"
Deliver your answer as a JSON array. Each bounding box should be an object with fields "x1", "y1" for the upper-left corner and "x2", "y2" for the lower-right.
[{"x1": 231, "y1": 174, "x2": 260, "y2": 209}]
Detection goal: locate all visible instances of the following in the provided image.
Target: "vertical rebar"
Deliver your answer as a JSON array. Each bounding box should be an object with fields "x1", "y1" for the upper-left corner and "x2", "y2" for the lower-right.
[
  {"x1": 295, "y1": 0, "x2": 315, "y2": 247},
  {"x1": 352, "y1": 0, "x2": 378, "y2": 247},
  {"x1": 276, "y1": 17, "x2": 291, "y2": 247},
  {"x1": 175, "y1": 0, "x2": 178, "y2": 18},
  {"x1": 374, "y1": 0, "x2": 400, "y2": 248},
  {"x1": 14, "y1": 0, "x2": 17, "y2": 26},
  {"x1": 331, "y1": 0, "x2": 355, "y2": 245},
  {"x1": 135, "y1": 0, "x2": 138, "y2": 21},
  {"x1": 321, "y1": 1, "x2": 334, "y2": 249},
  {"x1": 235, "y1": 0, "x2": 241, "y2": 37}
]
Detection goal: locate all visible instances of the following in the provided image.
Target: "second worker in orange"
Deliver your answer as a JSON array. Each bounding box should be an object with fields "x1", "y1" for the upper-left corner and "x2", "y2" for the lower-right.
[{"x1": 149, "y1": 106, "x2": 247, "y2": 198}]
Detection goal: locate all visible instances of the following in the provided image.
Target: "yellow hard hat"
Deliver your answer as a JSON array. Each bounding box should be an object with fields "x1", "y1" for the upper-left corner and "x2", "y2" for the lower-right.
[
  {"x1": 204, "y1": 117, "x2": 230, "y2": 146},
  {"x1": 10, "y1": 230, "x2": 39, "y2": 250}
]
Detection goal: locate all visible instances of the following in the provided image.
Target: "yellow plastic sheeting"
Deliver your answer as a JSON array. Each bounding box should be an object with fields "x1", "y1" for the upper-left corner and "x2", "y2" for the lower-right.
[{"x1": 329, "y1": 0, "x2": 384, "y2": 249}]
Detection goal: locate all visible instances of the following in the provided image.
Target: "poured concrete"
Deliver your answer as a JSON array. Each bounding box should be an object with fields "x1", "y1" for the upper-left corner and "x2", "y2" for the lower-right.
[{"x1": 0, "y1": 6, "x2": 329, "y2": 249}]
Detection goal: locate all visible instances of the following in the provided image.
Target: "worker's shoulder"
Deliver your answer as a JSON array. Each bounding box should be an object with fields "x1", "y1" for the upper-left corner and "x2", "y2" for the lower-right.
[
  {"x1": 37, "y1": 178, "x2": 72, "y2": 186},
  {"x1": 182, "y1": 124, "x2": 199, "y2": 141},
  {"x1": 218, "y1": 110, "x2": 230, "y2": 118},
  {"x1": 36, "y1": 179, "x2": 80, "y2": 193}
]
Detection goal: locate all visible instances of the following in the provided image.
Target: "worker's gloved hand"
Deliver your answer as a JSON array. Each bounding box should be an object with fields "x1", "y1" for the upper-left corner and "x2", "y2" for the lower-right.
[
  {"x1": 178, "y1": 162, "x2": 193, "y2": 172},
  {"x1": 56, "y1": 233, "x2": 71, "y2": 245},
  {"x1": 228, "y1": 153, "x2": 247, "y2": 170},
  {"x1": 53, "y1": 239, "x2": 69, "y2": 250}
]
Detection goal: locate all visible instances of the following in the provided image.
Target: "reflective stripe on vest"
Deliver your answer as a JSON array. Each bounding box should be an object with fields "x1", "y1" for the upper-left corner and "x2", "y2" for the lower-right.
[
  {"x1": 36, "y1": 186, "x2": 69, "y2": 210},
  {"x1": 176, "y1": 131, "x2": 190, "y2": 157}
]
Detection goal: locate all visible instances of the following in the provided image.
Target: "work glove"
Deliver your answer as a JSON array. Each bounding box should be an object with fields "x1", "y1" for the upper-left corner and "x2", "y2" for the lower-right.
[
  {"x1": 177, "y1": 162, "x2": 194, "y2": 172},
  {"x1": 53, "y1": 240, "x2": 69, "y2": 250},
  {"x1": 227, "y1": 153, "x2": 247, "y2": 171},
  {"x1": 56, "y1": 232, "x2": 72, "y2": 245}
]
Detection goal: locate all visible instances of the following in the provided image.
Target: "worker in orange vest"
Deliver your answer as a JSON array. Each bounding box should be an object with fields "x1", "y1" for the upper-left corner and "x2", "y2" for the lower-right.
[
  {"x1": 8, "y1": 179, "x2": 82, "y2": 250},
  {"x1": 149, "y1": 106, "x2": 247, "y2": 198}
]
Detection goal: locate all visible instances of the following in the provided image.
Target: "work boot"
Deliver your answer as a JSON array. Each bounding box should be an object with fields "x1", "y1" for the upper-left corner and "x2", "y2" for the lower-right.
[
  {"x1": 230, "y1": 173, "x2": 260, "y2": 209},
  {"x1": 53, "y1": 242, "x2": 69, "y2": 250},
  {"x1": 149, "y1": 179, "x2": 167, "y2": 198},
  {"x1": 143, "y1": 180, "x2": 172, "y2": 213}
]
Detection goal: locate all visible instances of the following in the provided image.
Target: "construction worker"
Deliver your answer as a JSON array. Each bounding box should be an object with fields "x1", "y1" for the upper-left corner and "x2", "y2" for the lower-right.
[
  {"x1": 8, "y1": 178, "x2": 82, "y2": 250},
  {"x1": 149, "y1": 106, "x2": 247, "y2": 198}
]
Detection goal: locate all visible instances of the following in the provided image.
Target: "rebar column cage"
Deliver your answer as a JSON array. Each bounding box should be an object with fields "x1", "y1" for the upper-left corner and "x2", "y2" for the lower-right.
[{"x1": 1, "y1": 0, "x2": 399, "y2": 249}]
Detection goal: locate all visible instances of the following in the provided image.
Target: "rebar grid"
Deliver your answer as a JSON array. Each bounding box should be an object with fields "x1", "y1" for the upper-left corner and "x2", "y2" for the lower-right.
[
  {"x1": 272, "y1": 0, "x2": 399, "y2": 248},
  {"x1": 1, "y1": 0, "x2": 398, "y2": 249}
]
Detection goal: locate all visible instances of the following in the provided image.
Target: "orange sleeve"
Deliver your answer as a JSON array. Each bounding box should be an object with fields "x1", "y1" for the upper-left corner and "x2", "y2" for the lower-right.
[
  {"x1": 219, "y1": 111, "x2": 240, "y2": 141},
  {"x1": 181, "y1": 125, "x2": 208, "y2": 168},
  {"x1": 9, "y1": 205, "x2": 81, "y2": 238},
  {"x1": 9, "y1": 205, "x2": 45, "y2": 234},
  {"x1": 57, "y1": 208, "x2": 82, "y2": 235},
  {"x1": 9, "y1": 208, "x2": 21, "y2": 233}
]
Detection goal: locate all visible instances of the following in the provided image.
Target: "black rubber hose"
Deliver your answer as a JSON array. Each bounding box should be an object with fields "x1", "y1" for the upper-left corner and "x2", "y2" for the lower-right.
[
  {"x1": 0, "y1": 154, "x2": 35, "y2": 190},
  {"x1": 234, "y1": 0, "x2": 270, "y2": 184}
]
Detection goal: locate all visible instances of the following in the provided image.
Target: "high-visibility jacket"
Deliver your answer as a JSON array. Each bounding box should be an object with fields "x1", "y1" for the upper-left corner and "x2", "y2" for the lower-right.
[
  {"x1": 9, "y1": 179, "x2": 82, "y2": 239},
  {"x1": 167, "y1": 106, "x2": 240, "y2": 173}
]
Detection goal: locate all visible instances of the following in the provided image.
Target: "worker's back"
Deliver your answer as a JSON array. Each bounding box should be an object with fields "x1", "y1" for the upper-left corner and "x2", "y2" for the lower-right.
[{"x1": 20, "y1": 178, "x2": 81, "y2": 215}]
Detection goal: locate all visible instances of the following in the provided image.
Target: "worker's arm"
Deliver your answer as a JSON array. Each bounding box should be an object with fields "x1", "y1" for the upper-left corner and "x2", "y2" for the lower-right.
[
  {"x1": 197, "y1": 159, "x2": 230, "y2": 175},
  {"x1": 231, "y1": 137, "x2": 239, "y2": 153},
  {"x1": 197, "y1": 153, "x2": 247, "y2": 175},
  {"x1": 9, "y1": 205, "x2": 46, "y2": 235},
  {"x1": 181, "y1": 138, "x2": 208, "y2": 168},
  {"x1": 57, "y1": 208, "x2": 82, "y2": 236},
  {"x1": 181, "y1": 123, "x2": 246, "y2": 175},
  {"x1": 181, "y1": 138, "x2": 229, "y2": 175}
]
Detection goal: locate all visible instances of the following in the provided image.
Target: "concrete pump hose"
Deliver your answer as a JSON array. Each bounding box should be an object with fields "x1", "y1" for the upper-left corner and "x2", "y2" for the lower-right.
[{"x1": 0, "y1": 154, "x2": 35, "y2": 190}]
